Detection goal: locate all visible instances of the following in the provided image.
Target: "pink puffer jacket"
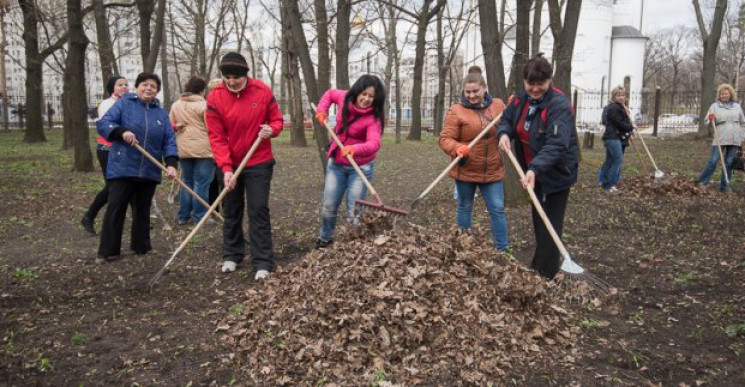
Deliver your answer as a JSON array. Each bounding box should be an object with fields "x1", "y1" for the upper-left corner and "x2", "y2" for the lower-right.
[{"x1": 316, "y1": 89, "x2": 382, "y2": 166}]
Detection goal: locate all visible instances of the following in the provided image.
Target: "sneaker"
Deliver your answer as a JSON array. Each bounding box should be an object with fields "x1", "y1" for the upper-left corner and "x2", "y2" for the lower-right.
[
  {"x1": 95, "y1": 255, "x2": 120, "y2": 264},
  {"x1": 606, "y1": 186, "x2": 621, "y2": 194},
  {"x1": 720, "y1": 186, "x2": 732, "y2": 193},
  {"x1": 315, "y1": 239, "x2": 333, "y2": 249},
  {"x1": 81, "y1": 216, "x2": 96, "y2": 235},
  {"x1": 221, "y1": 261, "x2": 237, "y2": 273},
  {"x1": 254, "y1": 269, "x2": 270, "y2": 280},
  {"x1": 178, "y1": 219, "x2": 190, "y2": 225}
]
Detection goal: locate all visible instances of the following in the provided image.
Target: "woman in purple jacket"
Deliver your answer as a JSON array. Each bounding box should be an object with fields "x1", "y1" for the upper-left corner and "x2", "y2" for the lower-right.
[{"x1": 313, "y1": 75, "x2": 385, "y2": 248}]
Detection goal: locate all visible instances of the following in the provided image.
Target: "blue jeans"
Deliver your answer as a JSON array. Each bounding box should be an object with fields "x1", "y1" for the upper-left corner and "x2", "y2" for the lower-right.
[
  {"x1": 599, "y1": 139, "x2": 624, "y2": 189},
  {"x1": 698, "y1": 145, "x2": 738, "y2": 190},
  {"x1": 319, "y1": 159, "x2": 374, "y2": 242},
  {"x1": 178, "y1": 158, "x2": 216, "y2": 223},
  {"x1": 455, "y1": 180, "x2": 509, "y2": 251}
]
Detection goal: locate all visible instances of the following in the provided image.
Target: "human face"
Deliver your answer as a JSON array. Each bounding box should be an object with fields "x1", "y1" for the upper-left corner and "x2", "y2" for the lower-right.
[
  {"x1": 523, "y1": 78, "x2": 551, "y2": 100},
  {"x1": 719, "y1": 89, "x2": 732, "y2": 102},
  {"x1": 614, "y1": 93, "x2": 626, "y2": 105},
  {"x1": 136, "y1": 79, "x2": 158, "y2": 102},
  {"x1": 463, "y1": 82, "x2": 485, "y2": 105},
  {"x1": 113, "y1": 78, "x2": 129, "y2": 97},
  {"x1": 223, "y1": 74, "x2": 247, "y2": 93},
  {"x1": 355, "y1": 86, "x2": 375, "y2": 109}
]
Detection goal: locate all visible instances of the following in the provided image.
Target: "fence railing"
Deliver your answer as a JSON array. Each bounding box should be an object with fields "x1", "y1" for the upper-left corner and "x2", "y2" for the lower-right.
[{"x1": 1, "y1": 94, "x2": 104, "y2": 131}]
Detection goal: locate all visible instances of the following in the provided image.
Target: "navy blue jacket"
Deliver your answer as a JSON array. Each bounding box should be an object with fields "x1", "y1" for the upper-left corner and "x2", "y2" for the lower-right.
[
  {"x1": 97, "y1": 93, "x2": 179, "y2": 183},
  {"x1": 601, "y1": 102, "x2": 634, "y2": 142},
  {"x1": 496, "y1": 87, "x2": 579, "y2": 194}
]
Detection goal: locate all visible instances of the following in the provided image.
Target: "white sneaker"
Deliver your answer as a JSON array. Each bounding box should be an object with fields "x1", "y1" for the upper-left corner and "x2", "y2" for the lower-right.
[
  {"x1": 254, "y1": 269, "x2": 270, "y2": 280},
  {"x1": 221, "y1": 261, "x2": 237, "y2": 273}
]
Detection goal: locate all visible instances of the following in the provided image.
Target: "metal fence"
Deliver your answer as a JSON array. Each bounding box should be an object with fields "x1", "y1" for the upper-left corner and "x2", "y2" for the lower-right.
[{"x1": 0, "y1": 94, "x2": 101, "y2": 131}]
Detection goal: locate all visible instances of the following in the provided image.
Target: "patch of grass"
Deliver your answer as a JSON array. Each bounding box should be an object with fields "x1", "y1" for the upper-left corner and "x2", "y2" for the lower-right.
[
  {"x1": 725, "y1": 322, "x2": 745, "y2": 338},
  {"x1": 581, "y1": 319, "x2": 600, "y2": 329},
  {"x1": 12, "y1": 268, "x2": 38, "y2": 280},
  {"x1": 629, "y1": 310, "x2": 644, "y2": 326},
  {"x1": 228, "y1": 305, "x2": 244, "y2": 316},
  {"x1": 71, "y1": 332, "x2": 86, "y2": 346},
  {"x1": 371, "y1": 368, "x2": 386, "y2": 386},
  {"x1": 674, "y1": 272, "x2": 696, "y2": 284}
]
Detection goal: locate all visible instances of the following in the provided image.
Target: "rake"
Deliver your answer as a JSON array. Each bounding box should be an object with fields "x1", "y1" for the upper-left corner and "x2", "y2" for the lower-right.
[
  {"x1": 310, "y1": 103, "x2": 408, "y2": 217},
  {"x1": 150, "y1": 197, "x2": 172, "y2": 231},
  {"x1": 148, "y1": 136, "x2": 264, "y2": 288},
  {"x1": 633, "y1": 128, "x2": 665, "y2": 179},
  {"x1": 709, "y1": 117, "x2": 730, "y2": 185},
  {"x1": 503, "y1": 147, "x2": 610, "y2": 293},
  {"x1": 409, "y1": 112, "x2": 503, "y2": 211},
  {"x1": 132, "y1": 143, "x2": 224, "y2": 223},
  {"x1": 166, "y1": 169, "x2": 180, "y2": 205}
]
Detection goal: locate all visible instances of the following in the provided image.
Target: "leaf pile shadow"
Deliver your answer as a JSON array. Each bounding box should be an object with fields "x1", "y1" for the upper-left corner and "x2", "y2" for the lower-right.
[
  {"x1": 621, "y1": 174, "x2": 716, "y2": 197},
  {"x1": 220, "y1": 213, "x2": 594, "y2": 384}
]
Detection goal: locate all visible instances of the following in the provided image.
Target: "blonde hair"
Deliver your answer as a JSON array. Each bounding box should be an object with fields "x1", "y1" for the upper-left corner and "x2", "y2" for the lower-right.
[
  {"x1": 610, "y1": 86, "x2": 626, "y2": 102},
  {"x1": 716, "y1": 83, "x2": 736, "y2": 102},
  {"x1": 207, "y1": 78, "x2": 223, "y2": 90},
  {"x1": 463, "y1": 65, "x2": 487, "y2": 88}
]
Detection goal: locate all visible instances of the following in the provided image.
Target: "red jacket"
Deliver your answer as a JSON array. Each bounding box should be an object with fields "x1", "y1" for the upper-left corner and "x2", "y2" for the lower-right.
[{"x1": 205, "y1": 79, "x2": 283, "y2": 172}]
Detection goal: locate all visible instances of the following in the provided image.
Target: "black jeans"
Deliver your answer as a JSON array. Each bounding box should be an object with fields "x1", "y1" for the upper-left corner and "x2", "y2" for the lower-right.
[
  {"x1": 530, "y1": 184, "x2": 571, "y2": 279},
  {"x1": 221, "y1": 161, "x2": 275, "y2": 271},
  {"x1": 85, "y1": 148, "x2": 109, "y2": 220},
  {"x1": 98, "y1": 178, "x2": 157, "y2": 257}
]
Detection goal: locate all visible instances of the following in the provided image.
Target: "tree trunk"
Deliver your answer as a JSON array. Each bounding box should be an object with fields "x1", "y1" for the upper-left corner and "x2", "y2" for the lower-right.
[
  {"x1": 509, "y1": 0, "x2": 531, "y2": 95},
  {"x1": 695, "y1": 0, "x2": 728, "y2": 136},
  {"x1": 65, "y1": 0, "x2": 93, "y2": 172},
  {"x1": 478, "y1": 0, "x2": 506, "y2": 99},
  {"x1": 160, "y1": 21, "x2": 171, "y2": 110},
  {"x1": 19, "y1": 0, "x2": 45, "y2": 143},
  {"x1": 137, "y1": 0, "x2": 166, "y2": 73},
  {"x1": 197, "y1": 0, "x2": 207, "y2": 76},
  {"x1": 93, "y1": 0, "x2": 117, "y2": 97},
  {"x1": 289, "y1": 58, "x2": 307, "y2": 147},
  {"x1": 0, "y1": 2, "x2": 8, "y2": 132},
  {"x1": 548, "y1": 0, "x2": 582, "y2": 94},
  {"x1": 335, "y1": 0, "x2": 351, "y2": 89},
  {"x1": 315, "y1": 0, "x2": 330, "y2": 93},
  {"x1": 284, "y1": 0, "x2": 326, "y2": 167},
  {"x1": 531, "y1": 0, "x2": 544, "y2": 57}
]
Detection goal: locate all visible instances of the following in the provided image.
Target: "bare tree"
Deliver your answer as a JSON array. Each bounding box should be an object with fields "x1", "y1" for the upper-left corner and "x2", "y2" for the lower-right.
[
  {"x1": 694, "y1": 0, "x2": 728, "y2": 136},
  {"x1": 0, "y1": 0, "x2": 10, "y2": 131},
  {"x1": 137, "y1": 0, "x2": 166, "y2": 72},
  {"x1": 478, "y1": 0, "x2": 508, "y2": 99},
  {"x1": 531, "y1": 0, "x2": 544, "y2": 57},
  {"x1": 18, "y1": 0, "x2": 68, "y2": 143},
  {"x1": 92, "y1": 0, "x2": 118, "y2": 95},
  {"x1": 314, "y1": 0, "x2": 331, "y2": 92},
  {"x1": 547, "y1": 0, "x2": 582, "y2": 94},
  {"x1": 508, "y1": 0, "x2": 531, "y2": 95},
  {"x1": 335, "y1": 0, "x2": 351, "y2": 89},
  {"x1": 63, "y1": 0, "x2": 92, "y2": 171}
]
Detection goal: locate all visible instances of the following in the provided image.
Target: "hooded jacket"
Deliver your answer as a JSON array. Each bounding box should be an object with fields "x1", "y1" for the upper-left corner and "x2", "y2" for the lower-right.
[
  {"x1": 97, "y1": 92, "x2": 179, "y2": 183},
  {"x1": 706, "y1": 100, "x2": 745, "y2": 146},
  {"x1": 439, "y1": 97, "x2": 506, "y2": 183},
  {"x1": 169, "y1": 93, "x2": 213, "y2": 158},
  {"x1": 497, "y1": 87, "x2": 579, "y2": 194},
  {"x1": 316, "y1": 89, "x2": 382, "y2": 167},
  {"x1": 205, "y1": 79, "x2": 283, "y2": 172}
]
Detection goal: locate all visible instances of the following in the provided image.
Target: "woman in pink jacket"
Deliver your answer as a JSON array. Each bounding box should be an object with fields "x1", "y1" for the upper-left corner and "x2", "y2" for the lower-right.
[{"x1": 314, "y1": 75, "x2": 385, "y2": 248}]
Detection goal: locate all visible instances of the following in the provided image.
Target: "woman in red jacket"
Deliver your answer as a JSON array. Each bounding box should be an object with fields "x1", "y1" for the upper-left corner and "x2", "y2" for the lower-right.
[
  {"x1": 205, "y1": 52, "x2": 283, "y2": 280},
  {"x1": 313, "y1": 75, "x2": 385, "y2": 248}
]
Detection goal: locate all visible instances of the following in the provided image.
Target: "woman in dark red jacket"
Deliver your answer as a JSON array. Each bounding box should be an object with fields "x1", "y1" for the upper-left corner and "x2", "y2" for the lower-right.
[{"x1": 205, "y1": 52, "x2": 283, "y2": 280}]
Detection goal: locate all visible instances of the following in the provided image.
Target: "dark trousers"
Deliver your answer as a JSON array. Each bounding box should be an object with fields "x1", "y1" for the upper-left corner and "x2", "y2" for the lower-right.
[
  {"x1": 98, "y1": 179, "x2": 157, "y2": 257},
  {"x1": 221, "y1": 161, "x2": 274, "y2": 271},
  {"x1": 530, "y1": 184, "x2": 571, "y2": 279},
  {"x1": 85, "y1": 148, "x2": 110, "y2": 220}
]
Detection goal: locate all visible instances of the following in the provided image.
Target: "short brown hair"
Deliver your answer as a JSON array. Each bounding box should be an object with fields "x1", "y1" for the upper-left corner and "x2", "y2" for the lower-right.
[
  {"x1": 523, "y1": 54, "x2": 553, "y2": 83},
  {"x1": 184, "y1": 76, "x2": 207, "y2": 94}
]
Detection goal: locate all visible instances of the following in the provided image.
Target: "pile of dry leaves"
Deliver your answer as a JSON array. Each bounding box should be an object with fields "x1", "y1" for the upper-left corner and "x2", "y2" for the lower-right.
[
  {"x1": 219, "y1": 215, "x2": 592, "y2": 384},
  {"x1": 621, "y1": 174, "x2": 715, "y2": 197}
]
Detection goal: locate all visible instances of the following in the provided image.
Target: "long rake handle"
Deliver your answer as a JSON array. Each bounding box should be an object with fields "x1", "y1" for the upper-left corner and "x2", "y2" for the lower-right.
[
  {"x1": 414, "y1": 111, "x2": 503, "y2": 202},
  {"x1": 310, "y1": 103, "x2": 380, "y2": 201},
  {"x1": 710, "y1": 119, "x2": 730, "y2": 184},
  {"x1": 633, "y1": 128, "x2": 661, "y2": 172},
  {"x1": 149, "y1": 136, "x2": 264, "y2": 287},
  {"x1": 629, "y1": 138, "x2": 648, "y2": 171},
  {"x1": 133, "y1": 143, "x2": 224, "y2": 223},
  {"x1": 503, "y1": 147, "x2": 571, "y2": 261},
  {"x1": 167, "y1": 169, "x2": 180, "y2": 202}
]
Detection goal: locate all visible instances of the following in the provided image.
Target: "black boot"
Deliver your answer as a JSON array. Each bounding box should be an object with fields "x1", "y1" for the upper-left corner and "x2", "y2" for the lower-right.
[
  {"x1": 81, "y1": 216, "x2": 96, "y2": 235},
  {"x1": 315, "y1": 238, "x2": 333, "y2": 249}
]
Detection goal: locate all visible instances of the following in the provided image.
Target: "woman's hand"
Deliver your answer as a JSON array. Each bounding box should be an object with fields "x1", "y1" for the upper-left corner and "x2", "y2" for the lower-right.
[
  {"x1": 223, "y1": 171, "x2": 236, "y2": 191},
  {"x1": 166, "y1": 166, "x2": 177, "y2": 180},
  {"x1": 522, "y1": 170, "x2": 535, "y2": 190},
  {"x1": 455, "y1": 145, "x2": 469, "y2": 158},
  {"x1": 258, "y1": 124, "x2": 273, "y2": 139},
  {"x1": 498, "y1": 135, "x2": 511, "y2": 152},
  {"x1": 315, "y1": 112, "x2": 328, "y2": 125},
  {"x1": 341, "y1": 145, "x2": 355, "y2": 157},
  {"x1": 122, "y1": 131, "x2": 138, "y2": 146}
]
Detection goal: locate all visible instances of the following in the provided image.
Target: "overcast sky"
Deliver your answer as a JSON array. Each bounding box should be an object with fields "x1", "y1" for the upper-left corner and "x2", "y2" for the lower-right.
[{"x1": 643, "y1": 0, "x2": 701, "y2": 32}]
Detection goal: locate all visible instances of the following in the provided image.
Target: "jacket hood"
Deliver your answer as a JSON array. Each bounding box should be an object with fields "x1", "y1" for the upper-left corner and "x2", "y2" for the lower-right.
[{"x1": 180, "y1": 93, "x2": 206, "y2": 103}]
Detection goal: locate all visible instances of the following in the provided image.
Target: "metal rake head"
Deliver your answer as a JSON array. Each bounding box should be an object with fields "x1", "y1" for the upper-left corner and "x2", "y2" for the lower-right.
[
  {"x1": 355, "y1": 199, "x2": 409, "y2": 216},
  {"x1": 560, "y1": 254, "x2": 611, "y2": 294}
]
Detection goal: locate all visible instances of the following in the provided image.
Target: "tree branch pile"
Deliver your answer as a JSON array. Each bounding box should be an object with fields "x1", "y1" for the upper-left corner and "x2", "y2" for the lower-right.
[{"x1": 219, "y1": 216, "x2": 590, "y2": 384}]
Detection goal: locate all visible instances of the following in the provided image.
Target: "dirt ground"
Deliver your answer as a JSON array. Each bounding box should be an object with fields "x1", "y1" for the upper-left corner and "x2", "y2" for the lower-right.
[{"x1": 1, "y1": 129, "x2": 743, "y2": 385}]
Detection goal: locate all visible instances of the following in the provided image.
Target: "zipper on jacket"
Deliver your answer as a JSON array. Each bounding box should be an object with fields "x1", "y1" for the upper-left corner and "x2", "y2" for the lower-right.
[{"x1": 140, "y1": 103, "x2": 150, "y2": 177}]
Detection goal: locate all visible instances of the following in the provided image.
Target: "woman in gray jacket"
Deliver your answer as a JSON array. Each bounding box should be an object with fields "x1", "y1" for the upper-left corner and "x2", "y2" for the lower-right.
[{"x1": 698, "y1": 83, "x2": 745, "y2": 193}]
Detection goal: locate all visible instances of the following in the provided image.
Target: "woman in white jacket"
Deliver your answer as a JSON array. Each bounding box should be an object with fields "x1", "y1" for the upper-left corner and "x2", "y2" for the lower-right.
[{"x1": 698, "y1": 83, "x2": 745, "y2": 193}]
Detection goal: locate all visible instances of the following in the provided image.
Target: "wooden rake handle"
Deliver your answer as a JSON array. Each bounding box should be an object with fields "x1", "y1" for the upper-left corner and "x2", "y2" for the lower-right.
[
  {"x1": 632, "y1": 128, "x2": 661, "y2": 172},
  {"x1": 310, "y1": 103, "x2": 380, "y2": 201},
  {"x1": 502, "y1": 146, "x2": 571, "y2": 261},
  {"x1": 709, "y1": 118, "x2": 730, "y2": 184},
  {"x1": 132, "y1": 143, "x2": 224, "y2": 222},
  {"x1": 414, "y1": 111, "x2": 503, "y2": 202},
  {"x1": 149, "y1": 136, "x2": 264, "y2": 286}
]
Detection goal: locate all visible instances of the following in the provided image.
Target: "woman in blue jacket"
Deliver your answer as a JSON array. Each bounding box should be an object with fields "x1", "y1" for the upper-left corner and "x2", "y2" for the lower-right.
[
  {"x1": 497, "y1": 55, "x2": 579, "y2": 279},
  {"x1": 96, "y1": 72, "x2": 179, "y2": 263}
]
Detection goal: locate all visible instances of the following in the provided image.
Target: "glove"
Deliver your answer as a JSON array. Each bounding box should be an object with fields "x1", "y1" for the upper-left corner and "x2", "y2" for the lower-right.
[
  {"x1": 456, "y1": 145, "x2": 469, "y2": 158},
  {"x1": 341, "y1": 145, "x2": 355, "y2": 157},
  {"x1": 708, "y1": 113, "x2": 715, "y2": 122},
  {"x1": 315, "y1": 112, "x2": 328, "y2": 125}
]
